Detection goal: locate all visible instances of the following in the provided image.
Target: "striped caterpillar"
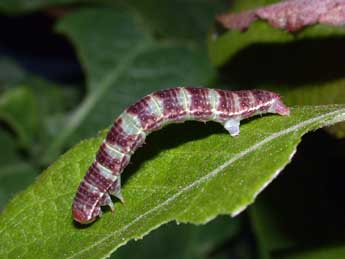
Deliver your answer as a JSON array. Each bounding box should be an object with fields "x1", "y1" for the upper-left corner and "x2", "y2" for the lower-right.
[{"x1": 72, "y1": 87, "x2": 290, "y2": 224}]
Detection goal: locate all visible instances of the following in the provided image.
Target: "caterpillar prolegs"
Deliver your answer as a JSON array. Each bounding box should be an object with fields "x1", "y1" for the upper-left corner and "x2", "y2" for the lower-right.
[{"x1": 72, "y1": 87, "x2": 290, "y2": 224}]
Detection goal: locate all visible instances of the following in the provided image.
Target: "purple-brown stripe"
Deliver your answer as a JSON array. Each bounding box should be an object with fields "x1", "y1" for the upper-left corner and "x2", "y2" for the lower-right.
[
  {"x1": 83, "y1": 162, "x2": 113, "y2": 192},
  {"x1": 106, "y1": 118, "x2": 145, "y2": 154},
  {"x1": 215, "y1": 89, "x2": 235, "y2": 120},
  {"x1": 126, "y1": 95, "x2": 162, "y2": 131},
  {"x1": 96, "y1": 143, "x2": 129, "y2": 173},
  {"x1": 153, "y1": 88, "x2": 186, "y2": 121},
  {"x1": 186, "y1": 87, "x2": 213, "y2": 120}
]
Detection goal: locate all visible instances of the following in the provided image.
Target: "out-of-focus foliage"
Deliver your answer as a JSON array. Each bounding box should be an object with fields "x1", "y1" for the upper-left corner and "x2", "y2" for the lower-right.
[{"x1": 0, "y1": 129, "x2": 37, "y2": 207}]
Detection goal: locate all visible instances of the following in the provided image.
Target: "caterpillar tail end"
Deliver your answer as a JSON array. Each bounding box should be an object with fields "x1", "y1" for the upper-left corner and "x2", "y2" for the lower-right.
[{"x1": 272, "y1": 98, "x2": 290, "y2": 116}]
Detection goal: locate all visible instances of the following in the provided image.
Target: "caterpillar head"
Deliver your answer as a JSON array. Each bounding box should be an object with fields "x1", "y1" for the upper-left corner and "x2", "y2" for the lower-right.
[{"x1": 72, "y1": 204, "x2": 101, "y2": 224}]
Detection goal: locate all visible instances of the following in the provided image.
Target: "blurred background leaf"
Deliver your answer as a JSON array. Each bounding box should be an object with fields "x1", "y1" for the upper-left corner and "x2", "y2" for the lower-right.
[
  {"x1": 0, "y1": 0, "x2": 227, "y2": 42},
  {"x1": 0, "y1": 129, "x2": 37, "y2": 208},
  {"x1": 0, "y1": 86, "x2": 38, "y2": 147},
  {"x1": 0, "y1": 57, "x2": 27, "y2": 85}
]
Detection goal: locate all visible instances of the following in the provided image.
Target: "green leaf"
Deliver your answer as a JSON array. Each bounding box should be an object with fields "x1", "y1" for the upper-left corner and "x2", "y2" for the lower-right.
[
  {"x1": 0, "y1": 0, "x2": 89, "y2": 13},
  {"x1": 276, "y1": 245, "x2": 345, "y2": 259},
  {"x1": 0, "y1": 129, "x2": 37, "y2": 208},
  {"x1": 0, "y1": 86, "x2": 38, "y2": 147},
  {"x1": 43, "y1": 7, "x2": 214, "y2": 162},
  {"x1": 0, "y1": 57, "x2": 27, "y2": 85},
  {"x1": 0, "y1": 0, "x2": 226, "y2": 42},
  {"x1": 24, "y1": 78, "x2": 81, "y2": 160},
  {"x1": 250, "y1": 199, "x2": 296, "y2": 259},
  {"x1": 0, "y1": 57, "x2": 81, "y2": 155},
  {"x1": 249, "y1": 129, "x2": 345, "y2": 259},
  {"x1": 210, "y1": 21, "x2": 345, "y2": 67},
  {"x1": 0, "y1": 78, "x2": 81, "y2": 159},
  {"x1": 110, "y1": 216, "x2": 240, "y2": 259},
  {"x1": 125, "y1": 0, "x2": 227, "y2": 41},
  {"x1": 1, "y1": 105, "x2": 345, "y2": 258}
]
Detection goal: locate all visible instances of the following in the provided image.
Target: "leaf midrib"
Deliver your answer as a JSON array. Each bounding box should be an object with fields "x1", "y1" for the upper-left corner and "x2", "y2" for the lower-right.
[{"x1": 67, "y1": 106, "x2": 345, "y2": 259}]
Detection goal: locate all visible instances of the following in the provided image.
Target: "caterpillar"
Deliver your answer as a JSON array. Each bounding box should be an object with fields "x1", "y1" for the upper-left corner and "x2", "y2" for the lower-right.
[{"x1": 72, "y1": 87, "x2": 290, "y2": 224}]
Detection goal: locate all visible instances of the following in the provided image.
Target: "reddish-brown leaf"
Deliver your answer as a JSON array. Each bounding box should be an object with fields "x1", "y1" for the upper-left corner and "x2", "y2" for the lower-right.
[{"x1": 217, "y1": 0, "x2": 345, "y2": 32}]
